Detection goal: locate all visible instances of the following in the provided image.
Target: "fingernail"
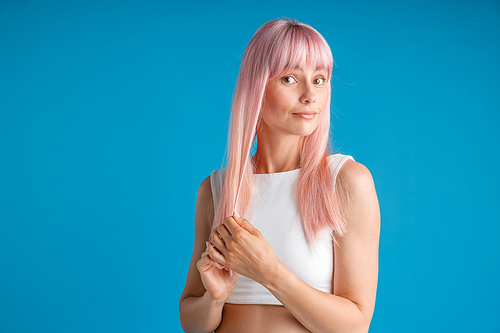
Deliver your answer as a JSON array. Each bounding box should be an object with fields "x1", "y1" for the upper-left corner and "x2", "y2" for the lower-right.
[{"x1": 233, "y1": 211, "x2": 240, "y2": 218}]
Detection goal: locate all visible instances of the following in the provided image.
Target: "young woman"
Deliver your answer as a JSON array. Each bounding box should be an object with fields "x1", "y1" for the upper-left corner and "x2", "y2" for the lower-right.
[{"x1": 179, "y1": 18, "x2": 380, "y2": 333}]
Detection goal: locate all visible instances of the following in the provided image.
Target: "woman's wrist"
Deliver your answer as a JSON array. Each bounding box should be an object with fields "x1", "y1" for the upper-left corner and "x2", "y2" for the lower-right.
[
  {"x1": 203, "y1": 290, "x2": 227, "y2": 310},
  {"x1": 259, "y1": 258, "x2": 290, "y2": 292}
]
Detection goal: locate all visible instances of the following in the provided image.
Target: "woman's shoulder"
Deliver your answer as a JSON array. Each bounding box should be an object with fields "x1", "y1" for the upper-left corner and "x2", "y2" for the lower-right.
[
  {"x1": 335, "y1": 157, "x2": 378, "y2": 228},
  {"x1": 330, "y1": 153, "x2": 376, "y2": 202},
  {"x1": 197, "y1": 166, "x2": 226, "y2": 214},
  {"x1": 194, "y1": 175, "x2": 215, "y2": 231},
  {"x1": 336, "y1": 157, "x2": 373, "y2": 188},
  {"x1": 197, "y1": 175, "x2": 214, "y2": 208},
  {"x1": 327, "y1": 154, "x2": 355, "y2": 181},
  {"x1": 207, "y1": 167, "x2": 227, "y2": 205}
]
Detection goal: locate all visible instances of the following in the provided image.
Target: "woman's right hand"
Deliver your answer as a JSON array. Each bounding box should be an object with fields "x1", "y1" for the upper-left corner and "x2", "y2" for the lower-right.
[{"x1": 196, "y1": 242, "x2": 239, "y2": 302}]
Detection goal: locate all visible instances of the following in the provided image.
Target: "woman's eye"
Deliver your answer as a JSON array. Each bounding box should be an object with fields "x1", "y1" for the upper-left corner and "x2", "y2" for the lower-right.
[
  {"x1": 314, "y1": 77, "x2": 325, "y2": 85},
  {"x1": 282, "y1": 76, "x2": 297, "y2": 84}
]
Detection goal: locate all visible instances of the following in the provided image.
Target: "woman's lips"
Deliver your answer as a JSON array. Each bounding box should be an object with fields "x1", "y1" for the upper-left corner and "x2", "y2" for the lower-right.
[{"x1": 292, "y1": 112, "x2": 317, "y2": 119}]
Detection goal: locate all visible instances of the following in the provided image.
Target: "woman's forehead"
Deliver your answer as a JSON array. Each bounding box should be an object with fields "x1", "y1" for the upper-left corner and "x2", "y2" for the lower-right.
[
  {"x1": 282, "y1": 64, "x2": 328, "y2": 72},
  {"x1": 274, "y1": 51, "x2": 331, "y2": 72}
]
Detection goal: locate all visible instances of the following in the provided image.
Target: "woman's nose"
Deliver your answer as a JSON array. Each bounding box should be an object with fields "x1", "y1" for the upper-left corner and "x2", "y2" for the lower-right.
[{"x1": 299, "y1": 84, "x2": 316, "y2": 104}]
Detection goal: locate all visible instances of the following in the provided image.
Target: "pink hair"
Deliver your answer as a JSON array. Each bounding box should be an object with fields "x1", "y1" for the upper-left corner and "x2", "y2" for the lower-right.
[{"x1": 212, "y1": 18, "x2": 346, "y2": 245}]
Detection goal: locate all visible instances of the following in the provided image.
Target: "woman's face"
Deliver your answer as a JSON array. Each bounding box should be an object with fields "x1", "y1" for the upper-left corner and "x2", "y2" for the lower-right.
[{"x1": 260, "y1": 63, "x2": 329, "y2": 139}]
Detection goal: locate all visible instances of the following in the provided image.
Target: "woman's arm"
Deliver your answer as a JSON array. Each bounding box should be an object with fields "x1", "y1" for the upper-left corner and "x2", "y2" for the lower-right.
[
  {"x1": 179, "y1": 176, "x2": 238, "y2": 333},
  {"x1": 209, "y1": 160, "x2": 380, "y2": 333}
]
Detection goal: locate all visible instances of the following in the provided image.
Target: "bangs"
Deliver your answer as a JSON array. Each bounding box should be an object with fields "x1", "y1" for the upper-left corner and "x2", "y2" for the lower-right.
[{"x1": 266, "y1": 23, "x2": 333, "y2": 80}]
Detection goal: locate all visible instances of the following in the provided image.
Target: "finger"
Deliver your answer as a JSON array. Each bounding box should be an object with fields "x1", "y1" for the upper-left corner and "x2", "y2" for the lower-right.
[
  {"x1": 227, "y1": 214, "x2": 258, "y2": 235},
  {"x1": 211, "y1": 232, "x2": 227, "y2": 253},
  {"x1": 206, "y1": 241, "x2": 226, "y2": 266},
  {"x1": 235, "y1": 214, "x2": 259, "y2": 234},
  {"x1": 200, "y1": 249, "x2": 214, "y2": 262},
  {"x1": 223, "y1": 216, "x2": 242, "y2": 235},
  {"x1": 201, "y1": 245, "x2": 225, "y2": 270},
  {"x1": 217, "y1": 223, "x2": 232, "y2": 240},
  {"x1": 212, "y1": 228, "x2": 225, "y2": 244},
  {"x1": 198, "y1": 249, "x2": 223, "y2": 270},
  {"x1": 200, "y1": 252, "x2": 224, "y2": 270}
]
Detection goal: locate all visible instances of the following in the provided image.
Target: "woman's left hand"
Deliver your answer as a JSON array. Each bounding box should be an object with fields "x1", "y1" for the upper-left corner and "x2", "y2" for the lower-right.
[{"x1": 207, "y1": 213, "x2": 281, "y2": 286}]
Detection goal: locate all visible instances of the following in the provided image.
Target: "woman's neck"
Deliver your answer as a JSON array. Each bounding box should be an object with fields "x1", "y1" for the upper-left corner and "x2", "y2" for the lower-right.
[{"x1": 252, "y1": 133, "x2": 302, "y2": 174}]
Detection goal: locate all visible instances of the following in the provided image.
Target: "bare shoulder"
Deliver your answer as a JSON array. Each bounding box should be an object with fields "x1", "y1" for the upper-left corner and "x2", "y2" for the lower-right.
[
  {"x1": 195, "y1": 175, "x2": 214, "y2": 232},
  {"x1": 338, "y1": 159, "x2": 375, "y2": 190},
  {"x1": 198, "y1": 175, "x2": 213, "y2": 205},
  {"x1": 337, "y1": 159, "x2": 380, "y2": 230}
]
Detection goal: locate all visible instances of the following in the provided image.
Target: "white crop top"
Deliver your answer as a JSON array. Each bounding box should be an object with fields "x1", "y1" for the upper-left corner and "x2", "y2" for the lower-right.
[{"x1": 209, "y1": 154, "x2": 354, "y2": 305}]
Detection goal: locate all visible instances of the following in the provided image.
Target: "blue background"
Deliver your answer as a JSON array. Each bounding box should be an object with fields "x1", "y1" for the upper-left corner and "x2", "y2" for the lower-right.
[{"x1": 1, "y1": 0, "x2": 499, "y2": 332}]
